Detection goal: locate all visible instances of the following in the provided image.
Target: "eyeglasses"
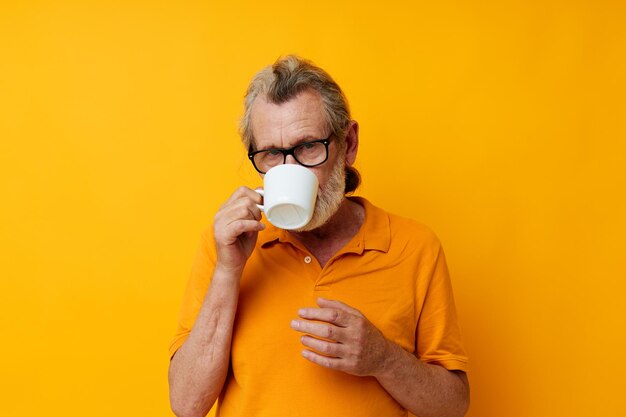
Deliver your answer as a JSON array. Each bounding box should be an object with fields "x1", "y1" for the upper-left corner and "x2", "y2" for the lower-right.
[{"x1": 248, "y1": 135, "x2": 332, "y2": 174}]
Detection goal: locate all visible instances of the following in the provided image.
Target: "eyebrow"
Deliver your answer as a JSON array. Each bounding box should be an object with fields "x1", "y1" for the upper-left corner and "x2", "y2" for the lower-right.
[{"x1": 257, "y1": 135, "x2": 327, "y2": 152}]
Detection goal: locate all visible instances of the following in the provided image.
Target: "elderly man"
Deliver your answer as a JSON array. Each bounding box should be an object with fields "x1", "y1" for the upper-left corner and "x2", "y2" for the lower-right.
[{"x1": 168, "y1": 55, "x2": 469, "y2": 417}]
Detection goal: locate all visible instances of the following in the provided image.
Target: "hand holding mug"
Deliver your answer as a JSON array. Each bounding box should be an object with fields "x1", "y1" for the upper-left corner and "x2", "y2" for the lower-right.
[
  {"x1": 213, "y1": 187, "x2": 265, "y2": 273},
  {"x1": 213, "y1": 164, "x2": 318, "y2": 273}
]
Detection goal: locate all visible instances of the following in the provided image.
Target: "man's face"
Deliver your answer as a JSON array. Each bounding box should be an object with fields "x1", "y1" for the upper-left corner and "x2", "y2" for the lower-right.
[{"x1": 249, "y1": 89, "x2": 346, "y2": 231}]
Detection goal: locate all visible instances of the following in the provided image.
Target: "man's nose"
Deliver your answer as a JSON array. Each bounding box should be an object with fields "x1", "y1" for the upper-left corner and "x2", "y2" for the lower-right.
[{"x1": 285, "y1": 154, "x2": 298, "y2": 165}]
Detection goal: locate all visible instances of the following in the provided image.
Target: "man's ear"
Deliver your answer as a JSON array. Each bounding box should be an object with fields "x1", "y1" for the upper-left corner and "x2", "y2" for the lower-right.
[{"x1": 344, "y1": 120, "x2": 359, "y2": 166}]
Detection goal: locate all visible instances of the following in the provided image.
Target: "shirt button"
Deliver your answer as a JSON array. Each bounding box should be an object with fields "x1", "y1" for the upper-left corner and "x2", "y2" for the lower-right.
[{"x1": 304, "y1": 256, "x2": 312, "y2": 264}]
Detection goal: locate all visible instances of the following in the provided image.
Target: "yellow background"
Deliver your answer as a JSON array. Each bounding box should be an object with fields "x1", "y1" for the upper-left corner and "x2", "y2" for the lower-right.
[{"x1": 1, "y1": 1, "x2": 624, "y2": 416}]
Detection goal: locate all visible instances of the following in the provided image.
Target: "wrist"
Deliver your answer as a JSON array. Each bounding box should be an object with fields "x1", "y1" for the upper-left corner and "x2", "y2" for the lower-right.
[
  {"x1": 213, "y1": 263, "x2": 245, "y2": 282},
  {"x1": 214, "y1": 259, "x2": 245, "y2": 273},
  {"x1": 374, "y1": 338, "x2": 401, "y2": 380}
]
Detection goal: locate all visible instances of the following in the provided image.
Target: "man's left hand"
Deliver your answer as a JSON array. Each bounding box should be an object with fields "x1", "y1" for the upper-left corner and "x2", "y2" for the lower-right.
[{"x1": 290, "y1": 297, "x2": 390, "y2": 377}]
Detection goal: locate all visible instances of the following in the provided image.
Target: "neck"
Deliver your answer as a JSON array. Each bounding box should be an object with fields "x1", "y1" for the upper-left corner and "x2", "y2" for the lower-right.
[{"x1": 290, "y1": 197, "x2": 364, "y2": 248}]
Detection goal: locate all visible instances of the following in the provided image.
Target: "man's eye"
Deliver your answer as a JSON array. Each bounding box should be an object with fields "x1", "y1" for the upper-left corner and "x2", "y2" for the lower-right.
[
  {"x1": 267, "y1": 150, "x2": 282, "y2": 156},
  {"x1": 301, "y1": 142, "x2": 316, "y2": 149}
]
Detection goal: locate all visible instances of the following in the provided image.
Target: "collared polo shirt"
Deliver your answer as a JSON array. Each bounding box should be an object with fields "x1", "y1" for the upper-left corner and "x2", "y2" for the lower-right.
[{"x1": 170, "y1": 197, "x2": 468, "y2": 417}]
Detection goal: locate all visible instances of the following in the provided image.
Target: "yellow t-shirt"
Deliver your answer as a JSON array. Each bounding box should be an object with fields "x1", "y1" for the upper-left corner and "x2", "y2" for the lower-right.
[{"x1": 170, "y1": 197, "x2": 468, "y2": 417}]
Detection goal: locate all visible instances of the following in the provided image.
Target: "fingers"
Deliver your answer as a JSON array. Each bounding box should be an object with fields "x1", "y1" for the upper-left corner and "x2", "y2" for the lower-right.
[
  {"x1": 219, "y1": 187, "x2": 262, "y2": 220},
  {"x1": 292, "y1": 299, "x2": 387, "y2": 377},
  {"x1": 213, "y1": 186, "x2": 265, "y2": 270},
  {"x1": 215, "y1": 215, "x2": 264, "y2": 245},
  {"x1": 224, "y1": 219, "x2": 265, "y2": 236},
  {"x1": 222, "y1": 200, "x2": 262, "y2": 223},
  {"x1": 297, "y1": 307, "x2": 351, "y2": 327},
  {"x1": 316, "y1": 297, "x2": 364, "y2": 317},
  {"x1": 292, "y1": 299, "x2": 364, "y2": 342},
  {"x1": 290, "y1": 318, "x2": 344, "y2": 342},
  {"x1": 299, "y1": 335, "x2": 344, "y2": 357},
  {"x1": 222, "y1": 186, "x2": 263, "y2": 207},
  {"x1": 301, "y1": 349, "x2": 345, "y2": 371},
  {"x1": 214, "y1": 187, "x2": 264, "y2": 241}
]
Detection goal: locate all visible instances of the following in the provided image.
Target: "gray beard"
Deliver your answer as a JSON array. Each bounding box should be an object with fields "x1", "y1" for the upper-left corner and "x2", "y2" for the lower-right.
[{"x1": 295, "y1": 160, "x2": 346, "y2": 232}]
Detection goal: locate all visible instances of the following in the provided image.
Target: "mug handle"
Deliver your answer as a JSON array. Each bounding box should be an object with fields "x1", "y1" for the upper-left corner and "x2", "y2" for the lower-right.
[{"x1": 255, "y1": 189, "x2": 264, "y2": 212}]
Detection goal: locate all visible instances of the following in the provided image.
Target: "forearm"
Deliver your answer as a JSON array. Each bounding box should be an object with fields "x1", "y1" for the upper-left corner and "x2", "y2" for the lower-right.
[
  {"x1": 376, "y1": 341, "x2": 469, "y2": 417},
  {"x1": 168, "y1": 267, "x2": 241, "y2": 417}
]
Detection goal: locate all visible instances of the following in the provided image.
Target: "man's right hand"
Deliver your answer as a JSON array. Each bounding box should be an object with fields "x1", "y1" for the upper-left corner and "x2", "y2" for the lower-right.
[
  {"x1": 170, "y1": 186, "x2": 262, "y2": 417},
  {"x1": 213, "y1": 186, "x2": 264, "y2": 273}
]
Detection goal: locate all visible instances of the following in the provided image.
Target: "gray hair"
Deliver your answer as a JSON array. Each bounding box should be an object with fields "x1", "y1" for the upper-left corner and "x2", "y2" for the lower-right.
[{"x1": 239, "y1": 55, "x2": 360, "y2": 194}]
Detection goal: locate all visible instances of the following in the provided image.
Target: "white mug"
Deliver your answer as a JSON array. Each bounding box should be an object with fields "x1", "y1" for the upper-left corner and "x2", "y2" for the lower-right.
[{"x1": 255, "y1": 164, "x2": 319, "y2": 230}]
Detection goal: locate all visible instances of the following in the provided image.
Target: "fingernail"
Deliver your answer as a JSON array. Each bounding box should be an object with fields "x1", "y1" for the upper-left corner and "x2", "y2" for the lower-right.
[
  {"x1": 290, "y1": 320, "x2": 298, "y2": 329},
  {"x1": 297, "y1": 308, "x2": 306, "y2": 316}
]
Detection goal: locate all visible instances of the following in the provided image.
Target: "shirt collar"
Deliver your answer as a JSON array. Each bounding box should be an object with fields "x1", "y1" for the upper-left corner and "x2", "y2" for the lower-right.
[{"x1": 258, "y1": 196, "x2": 390, "y2": 254}]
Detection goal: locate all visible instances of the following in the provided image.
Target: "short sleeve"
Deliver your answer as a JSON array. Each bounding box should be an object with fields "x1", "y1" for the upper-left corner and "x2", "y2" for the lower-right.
[
  {"x1": 168, "y1": 227, "x2": 217, "y2": 359},
  {"x1": 415, "y1": 242, "x2": 469, "y2": 372}
]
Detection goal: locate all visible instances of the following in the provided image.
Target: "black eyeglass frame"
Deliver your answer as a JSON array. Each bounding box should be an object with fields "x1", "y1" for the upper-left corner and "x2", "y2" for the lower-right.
[{"x1": 247, "y1": 135, "x2": 332, "y2": 174}]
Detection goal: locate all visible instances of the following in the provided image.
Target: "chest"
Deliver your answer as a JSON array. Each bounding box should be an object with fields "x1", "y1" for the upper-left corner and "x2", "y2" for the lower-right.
[{"x1": 235, "y1": 246, "x2": 425, "y2": 355}]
